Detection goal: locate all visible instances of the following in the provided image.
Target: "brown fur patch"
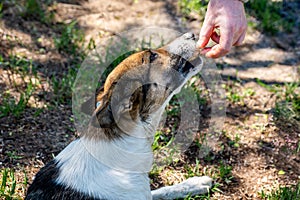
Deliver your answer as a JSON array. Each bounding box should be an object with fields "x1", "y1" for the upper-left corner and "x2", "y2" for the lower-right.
[{"x1": 84, "y1": 46, "x2": 192, "y2": 140}]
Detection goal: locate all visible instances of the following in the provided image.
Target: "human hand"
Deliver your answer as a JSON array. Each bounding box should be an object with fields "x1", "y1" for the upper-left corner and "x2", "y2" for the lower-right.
[{"x1": 197, "y1": 0, "x2": 247, "y2": 58}]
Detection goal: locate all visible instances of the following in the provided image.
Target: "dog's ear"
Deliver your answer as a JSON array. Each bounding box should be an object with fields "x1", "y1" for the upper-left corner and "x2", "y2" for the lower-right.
[
  {"x1": 92, "y1": 81, "x2": 119, "y2": 128},
  {"x1": 128, "y1": 86, "x2": 143, "y2": 120},
  {"x1": 91, "y1": 91, "x2": 116, "y2": 128},
  {"x1": 91, "y1": 84, "x2": 145, "y2": 129}
]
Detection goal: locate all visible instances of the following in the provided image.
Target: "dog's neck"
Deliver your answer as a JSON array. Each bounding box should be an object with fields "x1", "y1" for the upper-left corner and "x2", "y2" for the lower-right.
[
  {"x1": 56, "y1": 106, "x2": 165, "y2": 172},
  {"x1": 79, "y1": 132, "x2": 154, "y2": 173},
  {"x1": 54, "y1": 137, "x2": 154, "y2": 199},
  {"x1": 53, "y1": 108, "x2": 165, "y2": 199}
]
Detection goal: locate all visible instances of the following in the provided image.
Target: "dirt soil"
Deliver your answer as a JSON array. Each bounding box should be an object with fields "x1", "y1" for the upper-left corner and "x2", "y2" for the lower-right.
[{"x1": 0, "y1": 0, "x2": 299, "y2": 199}]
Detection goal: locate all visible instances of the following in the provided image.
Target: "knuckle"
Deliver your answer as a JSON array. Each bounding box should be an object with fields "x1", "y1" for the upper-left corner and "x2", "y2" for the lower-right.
[
  {"x1": 235, "y1": 41, "x2": 242, "y2": 46},
  {"x1": 221, "y1": 46, "x2": 231, "y2": 53}
]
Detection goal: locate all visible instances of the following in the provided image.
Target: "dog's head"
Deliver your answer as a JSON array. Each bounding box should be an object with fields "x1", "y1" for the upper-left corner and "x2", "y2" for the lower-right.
[{"x1": 82, "y1": 33, "x2": 202, "y2": 139}]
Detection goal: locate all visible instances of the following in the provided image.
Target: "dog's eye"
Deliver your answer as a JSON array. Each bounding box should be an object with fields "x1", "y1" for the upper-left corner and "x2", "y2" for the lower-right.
[{"x1": 149, "y1": 51, "x2": 158, "y2": 63}]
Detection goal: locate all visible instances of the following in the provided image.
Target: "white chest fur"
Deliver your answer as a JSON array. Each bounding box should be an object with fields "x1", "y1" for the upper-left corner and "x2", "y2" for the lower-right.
[{"x1": 54, "y1": 137, "x2": 153, "y2": 200}]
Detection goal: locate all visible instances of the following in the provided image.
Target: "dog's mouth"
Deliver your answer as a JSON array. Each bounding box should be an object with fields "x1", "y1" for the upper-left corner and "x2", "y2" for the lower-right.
[
  {"x1": 172, "y1": 56, "x2": 192, "y2": 77},
  {"x1": 171, "y1": 52, "x2": 201, "y2": 77}
]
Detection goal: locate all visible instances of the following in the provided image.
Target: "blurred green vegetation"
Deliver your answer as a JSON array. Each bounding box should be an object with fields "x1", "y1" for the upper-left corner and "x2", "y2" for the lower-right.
[
  {"x1": 178, "y1": 0, "x2": 209, "y2": 21},
  {"x1": 246, "y1": 0, "x2": 296, "y2": 34},
  {"x1": 259, "y1": 182, "x2": 300, "y2": 200}
]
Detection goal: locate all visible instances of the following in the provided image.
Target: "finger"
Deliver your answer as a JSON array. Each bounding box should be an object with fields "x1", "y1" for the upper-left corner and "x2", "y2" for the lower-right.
[
  {"x1": 197, "y1": 17, "x2": 215, "y2": 48},
  {"x1": 206, "y1": 26, "x2": 233, "y2": 58},
  {"x1": 205, "y1": 44, "x2": 227, "y2": 58},
  {"x1": 233, "y1": 31, "x2": 246, "y2": 46},
  {"x1": 200, "y1": 47, "x2": 212, "y2": 55},
  {"x1": 210, "y1": 31, "x2": 220, "y2": 44}
]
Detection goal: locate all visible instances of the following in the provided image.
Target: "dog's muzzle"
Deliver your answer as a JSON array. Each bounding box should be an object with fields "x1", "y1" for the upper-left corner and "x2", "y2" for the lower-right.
[{"x1": 165, "y1": 32, "x2": 201, "y2": 77}]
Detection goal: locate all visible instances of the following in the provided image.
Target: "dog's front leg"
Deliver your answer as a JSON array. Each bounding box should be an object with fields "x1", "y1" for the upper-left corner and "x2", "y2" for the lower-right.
[{"x1": 151, "y1": 176, "x2": 212, "y2": 200}]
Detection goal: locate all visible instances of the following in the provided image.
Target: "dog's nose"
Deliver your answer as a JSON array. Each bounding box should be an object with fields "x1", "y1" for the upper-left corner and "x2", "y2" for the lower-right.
[{"x1": 183, "y1": 32, "x2": 195, "y2": 40}]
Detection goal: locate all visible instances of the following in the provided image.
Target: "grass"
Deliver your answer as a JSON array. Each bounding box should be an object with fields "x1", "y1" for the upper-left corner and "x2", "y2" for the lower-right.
[
  {"x1": 51, "y1": 19, "x2": 89, "y2": 104},
  {"x1": 54, "y1": 20, "x2": 85, "y2": 57},
  {"x1": 228, "y1": 134, "x2": 240, "y2": 148},
  {"x1": 0, "y1": 169, "x2": 27, "y2": 200},
  {"x1": 21, "y1": 0, "x2": 54, "y2": 23},
  {"x1": 274, "y1": 82, "x2": 300, "y2": 123},
  {"x1": 178, "y1": 0, "x2": 208, "y2": 21},
  {"x1": 6, "y1": 151, "x2": 23, "y2": 162},
  {"x1": 23, "y1": 0, "x2": 44, "y2": 19},
  {"x1": 0, "y1": 17, "x2": 87, "y2": 113},
  {"x1": 222, "y1": 81, "x2": 255, "y2": 105},
  {"x1": 0, "y1": 90, "x2": 31, "y2": 118},
  {"x1": 51, "y1": 66, "x2": 78, "y2": 105},
  {"x1": 0, "y1": 55, "x2": 40, "y2": 117},
  {"x1": 245, "y1": 0, "x2": 295, "y2": 34},
  {"x1": 257, "y1": 79, "x2": 300, "y2": 125},
  {"x1": 0, "y1": 2, "x2": 3, "y2": 18},
  {"x1": 153, "y1": 130, "x2": 172, "y2": 151},
  {"x1": 259, "y1": 182, "x2": 300, "y2": 200},
  {"x1": 0, "y1": 21, "x2": 85, "y2": 114},
  {"x1": 217, "y1": 162, "x2": 233, "y2": 185}
]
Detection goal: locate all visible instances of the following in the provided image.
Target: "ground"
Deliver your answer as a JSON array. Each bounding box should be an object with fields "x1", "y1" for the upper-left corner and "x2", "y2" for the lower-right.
[{"x1": 0, "y1": 0, "x2": 299, "y2": 200}]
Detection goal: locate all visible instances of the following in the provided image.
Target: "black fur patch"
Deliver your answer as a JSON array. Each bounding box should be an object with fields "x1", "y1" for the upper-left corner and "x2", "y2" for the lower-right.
[
  {"x1": 171, "y1": 54, "x2": 194, "y2": 77},
  {"x1": 25, "y1": 160, "x2": 104, "y2": 200}
]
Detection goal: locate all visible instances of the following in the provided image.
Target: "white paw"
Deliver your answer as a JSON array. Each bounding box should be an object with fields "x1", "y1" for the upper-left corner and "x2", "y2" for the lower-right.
[{"x1": 152, "y1": 176, "x2": 213, "y2": 200}]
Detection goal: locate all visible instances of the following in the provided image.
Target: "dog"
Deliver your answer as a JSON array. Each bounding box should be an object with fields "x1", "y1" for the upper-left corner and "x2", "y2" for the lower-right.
[{"x1": 25, "y1": 32, "x2": 212, "y2": 200}]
